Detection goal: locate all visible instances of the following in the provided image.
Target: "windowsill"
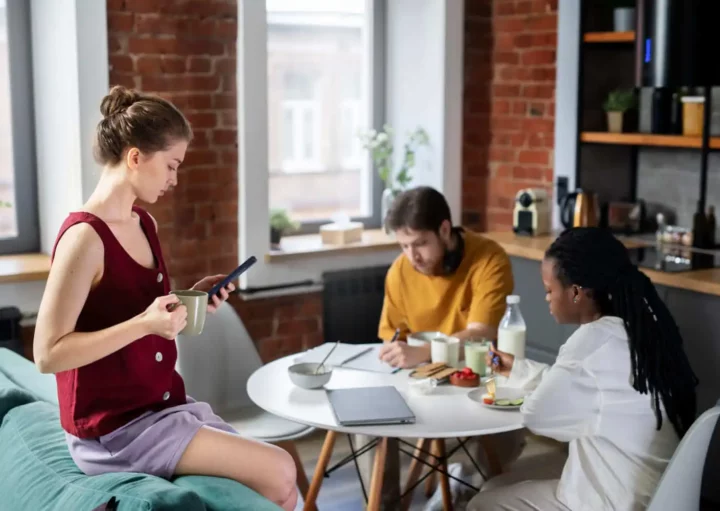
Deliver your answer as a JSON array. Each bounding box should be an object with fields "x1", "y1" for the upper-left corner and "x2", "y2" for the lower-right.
[
  {"x1": 265, "y1": 228, "x2": 399, "y2": 262},
  {"x1": 0, "y1": 253, "x2": 50, "y2": 283}
]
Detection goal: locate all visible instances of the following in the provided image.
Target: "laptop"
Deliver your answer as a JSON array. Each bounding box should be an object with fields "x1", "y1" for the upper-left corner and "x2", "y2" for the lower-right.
[{"x1": 326, "y1": 386, "x2": 416, "y2": 426}]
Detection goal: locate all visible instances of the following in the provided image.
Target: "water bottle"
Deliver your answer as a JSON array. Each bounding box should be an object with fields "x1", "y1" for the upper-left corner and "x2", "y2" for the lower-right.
[{"x1": 497, "y1": 295, "x2": 526, "y2": 359}]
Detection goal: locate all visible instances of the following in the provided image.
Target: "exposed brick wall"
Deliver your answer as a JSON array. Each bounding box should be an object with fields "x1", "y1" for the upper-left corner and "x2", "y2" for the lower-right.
[
  {"x1": 462, "y1": 0, "x2": 558, "y2": 231},
  {"x1": 230, "y1": 292, "x2": 324, "y2": 362},
  {"x1": 107, "y1": 0, "x2": 239, "y2": 291},
  {"x1": 105, "y1": 0, "x2": 322, "y2": 362}
]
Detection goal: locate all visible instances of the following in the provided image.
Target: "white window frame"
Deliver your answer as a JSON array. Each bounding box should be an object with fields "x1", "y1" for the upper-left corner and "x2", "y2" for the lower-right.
[
  {"x1": 280, "y1": 98, "x2": 323, "y2": 172},
  {"x1": 263, "y1": 0, "x2": 385, "y2": 233},
  {"x1": 0, "y1": 0, "x2": 39, "y2": 254},
  {"x1": 238, "y1": 0, "x2": 464, "y2": 292},
  {"x1": 340, "y1": 98, "x2": 362, "y2": 169}
]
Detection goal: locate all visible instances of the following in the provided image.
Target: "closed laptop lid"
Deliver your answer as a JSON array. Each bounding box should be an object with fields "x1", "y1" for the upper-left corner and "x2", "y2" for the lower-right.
[{"x1": 326, "y1": 386, "x2": 415, "y2": 425}]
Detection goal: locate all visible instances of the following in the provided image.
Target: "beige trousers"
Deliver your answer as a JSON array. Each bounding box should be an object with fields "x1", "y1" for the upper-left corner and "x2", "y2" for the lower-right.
[{"x1": 466, "y1": 449, "x2": 570, "y2": 511}]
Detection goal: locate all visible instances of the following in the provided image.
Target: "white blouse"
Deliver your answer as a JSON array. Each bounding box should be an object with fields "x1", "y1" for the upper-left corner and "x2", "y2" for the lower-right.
[{"x1": 507, "y1": 316, "x2": 678, "y2": 511}]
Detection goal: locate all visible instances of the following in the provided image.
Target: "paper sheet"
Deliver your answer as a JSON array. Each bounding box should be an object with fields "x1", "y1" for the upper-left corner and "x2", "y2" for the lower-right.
[
  {"x1": 294, "y1": 343, "x2": 399, "y2": 374},
  {"x1": 294, "y1": 342, "x2": 372, "y2": 367},
  {"x1": 341, "y1": 346, "x2": 399, "y2": 374}
]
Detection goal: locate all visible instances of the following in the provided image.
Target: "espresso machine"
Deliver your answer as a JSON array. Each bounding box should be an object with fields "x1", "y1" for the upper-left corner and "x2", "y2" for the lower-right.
[{"x1": 513, "y1": 188, "x2": 551, "y2": 236}]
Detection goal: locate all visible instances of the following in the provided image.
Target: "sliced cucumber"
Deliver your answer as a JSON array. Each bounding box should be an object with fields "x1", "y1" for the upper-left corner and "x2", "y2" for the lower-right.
[
  {"x1": 495, "y1": 399, "x2": 511, "y2": 406},
  {"x1": 509, "y1": 398, "x2": 524, "y2": 406}
]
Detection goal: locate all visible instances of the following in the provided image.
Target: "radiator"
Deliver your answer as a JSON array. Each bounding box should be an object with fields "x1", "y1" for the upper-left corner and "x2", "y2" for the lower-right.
[{"x1": 322, "y1": 265, "x2": 390, "y2": 345}]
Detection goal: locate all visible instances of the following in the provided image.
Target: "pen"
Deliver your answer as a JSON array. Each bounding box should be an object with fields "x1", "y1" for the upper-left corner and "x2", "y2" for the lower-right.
[{"x1": 390, "y1": 328, "x2": 401, "y2": 343}]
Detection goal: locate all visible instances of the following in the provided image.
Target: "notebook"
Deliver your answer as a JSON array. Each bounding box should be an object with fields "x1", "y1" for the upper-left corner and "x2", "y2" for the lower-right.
[
  {"x1": 295, "y1": 343, "x2": 399, "y2": 374},
  {"x1": 326, "y1": 386, "x2": 416, "y2": 426},
  {"x1": 294, "y1": 342, "x2": 372, "y2": 367}
]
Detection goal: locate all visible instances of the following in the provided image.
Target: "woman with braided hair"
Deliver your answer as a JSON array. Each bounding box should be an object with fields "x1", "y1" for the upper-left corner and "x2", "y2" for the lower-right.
[{"x1": 468, "y1": 227, "x2": 698, "y2": 511}]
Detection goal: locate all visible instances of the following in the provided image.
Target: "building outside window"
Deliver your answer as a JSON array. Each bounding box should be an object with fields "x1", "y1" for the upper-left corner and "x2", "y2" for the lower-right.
[{"x1": 266, "y1": 0, "x2": 380, "y2": 227}]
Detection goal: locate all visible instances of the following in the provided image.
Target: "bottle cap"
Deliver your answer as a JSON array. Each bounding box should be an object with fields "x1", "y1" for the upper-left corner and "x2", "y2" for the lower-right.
[{"x1": 506, "y1": 295, "x2": 520, "y2": 304}]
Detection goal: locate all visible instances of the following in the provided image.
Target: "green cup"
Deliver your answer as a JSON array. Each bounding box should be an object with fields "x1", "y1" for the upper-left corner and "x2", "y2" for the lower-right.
[
  {"x1": 171, "y1": 290, "x2": 208, "y2": 336},
  {"x1": 464, "y1": 340, "x2": 490, "y2": 376}
]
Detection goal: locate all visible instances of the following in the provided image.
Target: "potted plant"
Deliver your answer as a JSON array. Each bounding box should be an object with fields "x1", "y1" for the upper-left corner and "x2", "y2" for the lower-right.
[
  {"x1": 612, "y1": 0, "x2": 636, "y2": 32},
  {"x1": 358, "y1": 125, "x2": 430, "y2": 232},
  {"x1": 269, "y1": 208, "x2": 298, "y2": 248},
  {"x1": 603, "y1": 88, "x2": 637, "y2": 133}
]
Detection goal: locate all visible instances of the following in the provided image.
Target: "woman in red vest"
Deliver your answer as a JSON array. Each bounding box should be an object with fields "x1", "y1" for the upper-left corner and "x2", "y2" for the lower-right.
[{"x1": 32, "y1": 85, "x2": 298, "y2": 511}]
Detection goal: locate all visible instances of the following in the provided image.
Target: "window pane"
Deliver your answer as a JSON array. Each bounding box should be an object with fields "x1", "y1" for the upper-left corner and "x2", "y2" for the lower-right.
[
  {"x1": 0, "y1": 0, "x2": 18, "y2": 239},
  {"x1": 267, "y1": 0, "x2": 371, "y2": 223},
  {"x1": 302, "y1": 107, "x2": 314, "y2": 160},
  {"x1": 282, "y1": 107, "x2": 294, "y2": 161}
]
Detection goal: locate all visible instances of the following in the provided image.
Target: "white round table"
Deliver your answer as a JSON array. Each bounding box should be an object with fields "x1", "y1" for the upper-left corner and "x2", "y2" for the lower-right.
[
  {"x1": 247, "y1": 346, "x2": 524, "y2": 439},
  {"x1": 247, "y1": 346, "x2": 525, "y2": 511}
]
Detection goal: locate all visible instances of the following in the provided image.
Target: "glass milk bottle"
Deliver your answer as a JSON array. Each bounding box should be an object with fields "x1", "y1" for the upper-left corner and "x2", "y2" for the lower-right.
[{"x1": 497, "y1": 295, "x2": 526, "y2": 359}]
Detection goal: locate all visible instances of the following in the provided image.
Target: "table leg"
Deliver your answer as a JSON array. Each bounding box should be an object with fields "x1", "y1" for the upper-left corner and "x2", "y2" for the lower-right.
[
  {"x1": 380, "y1": 438, "x2": 400, "y2": 510},
  {"x1": 424, "y1": 440, "x2": 440, "y2": 497},
  {"x1": 435, "y1": 439, "x2": 453, "y2": 511},
  {"x1": 400, "y1": 438, "x2": 431, "y2": 511},
  {"x1": 367, "y1": 437, "x2": 388, "y2": 511},
  {"x1": 304, "y1": 430, "x2": 336, "y2": 511}
]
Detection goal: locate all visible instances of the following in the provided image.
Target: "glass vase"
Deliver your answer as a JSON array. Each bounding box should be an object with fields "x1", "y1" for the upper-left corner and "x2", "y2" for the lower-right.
[{"x1": 381, "y1": 188, "x2": 398, "y2": 235}]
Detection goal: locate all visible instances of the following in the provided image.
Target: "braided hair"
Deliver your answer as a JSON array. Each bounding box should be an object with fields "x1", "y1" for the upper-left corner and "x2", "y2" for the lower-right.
[{"x1": 545, "y1": 227, "x2": 698, "y2": 438}]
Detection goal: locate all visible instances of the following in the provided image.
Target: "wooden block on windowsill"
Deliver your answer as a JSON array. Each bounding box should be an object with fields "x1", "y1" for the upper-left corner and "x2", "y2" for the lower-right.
[{"x1": 319, "y1": 222, "x2": 364, "y2": 245}]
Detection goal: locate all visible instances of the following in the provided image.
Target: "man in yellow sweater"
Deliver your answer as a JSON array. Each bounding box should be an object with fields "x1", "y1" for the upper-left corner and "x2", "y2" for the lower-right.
[{"x1": 378, "y1": 186, "x2": 514, "y2": 368}]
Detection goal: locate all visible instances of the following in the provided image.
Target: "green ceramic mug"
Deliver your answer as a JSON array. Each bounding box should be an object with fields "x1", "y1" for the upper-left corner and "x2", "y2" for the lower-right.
[{"x1": 171, "y1": 290, "x2": 208, "y2": 336}]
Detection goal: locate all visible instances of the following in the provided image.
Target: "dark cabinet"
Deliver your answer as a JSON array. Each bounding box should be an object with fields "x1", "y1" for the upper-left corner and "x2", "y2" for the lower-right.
[{"x1": 662, "y1": 286, "x2": 720, "y2": 413}]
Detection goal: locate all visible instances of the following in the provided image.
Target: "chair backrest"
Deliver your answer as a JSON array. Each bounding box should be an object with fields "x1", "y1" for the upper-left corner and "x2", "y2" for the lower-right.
[
  {"x1": 175, "y1": 302, "x2": 263, "y2": 413},
  {"x1": 647, "y1": 402, "x2": 720, "y2": 511}
]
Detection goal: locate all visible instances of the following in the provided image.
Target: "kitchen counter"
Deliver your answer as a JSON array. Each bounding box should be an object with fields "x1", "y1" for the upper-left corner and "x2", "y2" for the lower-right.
[
  {"x1": 483, "y1": 230, "x2": 720, "y2": 416},
  {"x1": 482, "y1": 231, "x2": 720, "y2": 297}
]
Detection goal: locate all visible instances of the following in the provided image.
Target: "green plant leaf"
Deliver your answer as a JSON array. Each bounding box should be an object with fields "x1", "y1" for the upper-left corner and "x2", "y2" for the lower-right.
[{"x1": 269, "y1": 208, "x2": 299, "y2": 233}]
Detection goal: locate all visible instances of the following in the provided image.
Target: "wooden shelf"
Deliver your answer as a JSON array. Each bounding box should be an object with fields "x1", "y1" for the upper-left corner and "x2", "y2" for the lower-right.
[
  {"x1": 581, "y1": 132, "x2": 720, "y2": 150},
  {"x1": 583, "y1": 31, "x2": 635, "y2": 43}
]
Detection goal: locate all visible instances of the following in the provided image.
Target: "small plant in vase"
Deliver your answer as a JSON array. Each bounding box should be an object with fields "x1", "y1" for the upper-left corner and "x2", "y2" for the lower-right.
[
  {"x1": 269, "y1": 208, "x2": 298, "y2": 249},
  {"x1": 603, "y1": 88, "x2": 637, "y2": 133},
  {"x1": 358, "y1": 125, "x2": 430, "y2": 233}
]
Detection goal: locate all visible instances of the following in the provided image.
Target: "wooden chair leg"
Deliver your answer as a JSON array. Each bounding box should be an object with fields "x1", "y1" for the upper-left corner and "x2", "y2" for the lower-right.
[
  {"x1": 424, "y1": 439, "x2": 440, "y2": 497},
  {"x1": 367, "y1": 437, "x2": 389, "y2": 511},
  {"x1": 276, "y1": 440, "x2": 312, "y2": 510},
  {"x1": 304, "y1": 430, "x2": 337, "y2": 511},
  {"x1": 435, "y1": 439, "x2": 453, "y2": 511},
  {"x1": 478, "y1": 435, "x2": 503, "y2": 476},
  {"x1": 400, "y1": 438, "x2": 430, "y2": 511}
]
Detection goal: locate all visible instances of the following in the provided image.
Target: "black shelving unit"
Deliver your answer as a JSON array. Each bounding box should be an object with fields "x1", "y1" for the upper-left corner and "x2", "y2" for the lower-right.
[{"x1": 574, "y1": 0, "x2": 718, "y2": 220}]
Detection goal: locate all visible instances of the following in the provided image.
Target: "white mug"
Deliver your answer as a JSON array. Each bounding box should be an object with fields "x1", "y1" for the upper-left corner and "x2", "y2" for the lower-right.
[{"x1": 431, "y1": 336, "x2": 460, "y2": 367}]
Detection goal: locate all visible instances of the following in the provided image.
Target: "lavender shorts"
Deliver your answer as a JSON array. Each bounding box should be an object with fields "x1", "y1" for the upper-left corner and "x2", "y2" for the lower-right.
[{"x1": 65, "y1": 397, "x2": 238, "y2": 479}]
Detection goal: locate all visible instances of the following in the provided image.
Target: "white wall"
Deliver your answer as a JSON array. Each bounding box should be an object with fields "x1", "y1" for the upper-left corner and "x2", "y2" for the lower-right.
[
  {"x1": 385, "y1": 0, "x2": 464, "y2": 225},
  {"x1": 30, "y1": 0, "x2": 107, "y2": 254},
  {"x1": 239, "y1": 0, "x2": 465, "y2": 291},
  {"x1": 0, "y1": 0, "x2": 108, "y2": 318},
  {"x1": 552, "y1": 0, "x2": 580, "y2": 229}
]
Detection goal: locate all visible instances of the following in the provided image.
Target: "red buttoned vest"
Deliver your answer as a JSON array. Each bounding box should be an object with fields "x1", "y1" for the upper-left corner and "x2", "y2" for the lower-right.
[{"x1": 52, "y1": 206, "x2": 187, "y2": 438}]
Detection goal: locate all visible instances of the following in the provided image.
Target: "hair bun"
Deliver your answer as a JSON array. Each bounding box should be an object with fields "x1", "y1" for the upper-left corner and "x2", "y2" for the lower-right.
[{"x1": 100, "y1": 85, "x2": 141, "y2": 118}]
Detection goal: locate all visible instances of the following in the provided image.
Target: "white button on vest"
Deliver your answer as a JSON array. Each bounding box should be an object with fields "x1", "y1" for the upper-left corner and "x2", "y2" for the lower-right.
[
  {"x1": 157, "y1": 273, "x2": 163, "y2": 283},
  {"x1": 155, "y1": 352, "x2": 163, "y2": 362},
  {"x1": 163, "y1": 391, "x2": 170, "y2": 401}
]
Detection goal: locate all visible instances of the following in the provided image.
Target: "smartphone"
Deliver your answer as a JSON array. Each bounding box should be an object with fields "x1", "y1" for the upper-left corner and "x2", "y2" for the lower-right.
[{"x1": 208, "y1": 255, "x2": 257, "y2": 298}]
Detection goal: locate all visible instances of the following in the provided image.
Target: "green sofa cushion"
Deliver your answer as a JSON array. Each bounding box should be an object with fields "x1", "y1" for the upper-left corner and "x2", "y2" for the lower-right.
[
  {"x1": 0, "y1": 398, "x2": 282, "y2": 511},
  {"x1": 0, "y1": 347, "x2": 58, "y2": 404}
]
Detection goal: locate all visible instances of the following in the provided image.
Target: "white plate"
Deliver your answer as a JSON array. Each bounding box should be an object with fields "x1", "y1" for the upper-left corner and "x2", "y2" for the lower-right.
[{"x1": 467, "y1": 386, "x2": 526, "y2": 410}]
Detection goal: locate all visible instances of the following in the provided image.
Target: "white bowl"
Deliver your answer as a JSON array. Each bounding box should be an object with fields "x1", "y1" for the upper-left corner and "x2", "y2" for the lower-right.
[{"x1": 288, "y1": 363, "x2": 333, "y2": 389}]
